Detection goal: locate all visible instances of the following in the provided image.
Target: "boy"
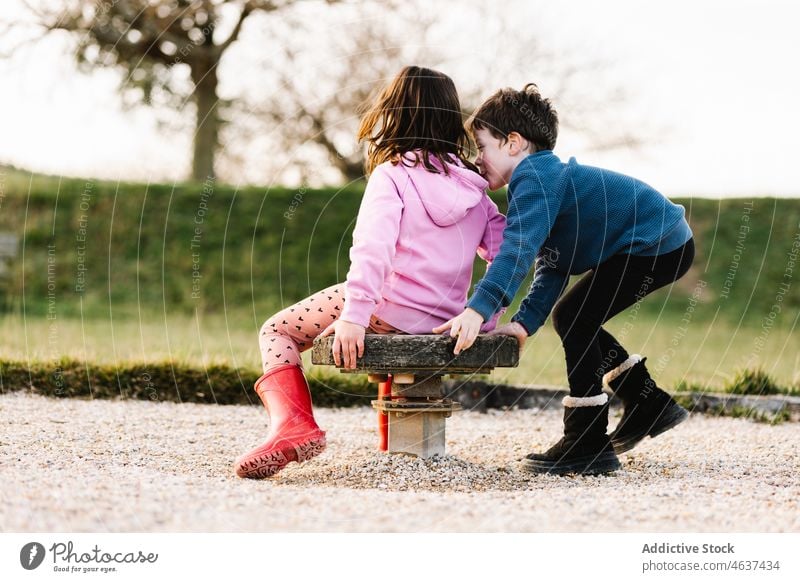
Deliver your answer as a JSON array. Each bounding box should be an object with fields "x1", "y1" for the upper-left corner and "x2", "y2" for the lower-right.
[{"x1": 433, "y1": 84, "x2": 694, "y2": 475}]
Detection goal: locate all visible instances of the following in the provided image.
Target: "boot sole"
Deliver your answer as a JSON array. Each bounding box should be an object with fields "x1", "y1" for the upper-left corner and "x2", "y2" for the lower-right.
[
  {"x1": 235, "y1": 434, "x2": 327, "y2": 479},
  {"x1": 612, "y1": 404, "x2": 689, "y2": 455},
  {"x1": 521, "y1": 451, "x2": 621, "y2": 476}
]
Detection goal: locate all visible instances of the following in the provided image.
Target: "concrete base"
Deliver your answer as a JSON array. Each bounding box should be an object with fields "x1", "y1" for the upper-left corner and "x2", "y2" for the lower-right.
[
  {"x1": 371, "y1": 374, "x2": 461, "y2": 458},
  {"x1": 387, "y1": 411, "x2": 448, "y2": 458}
]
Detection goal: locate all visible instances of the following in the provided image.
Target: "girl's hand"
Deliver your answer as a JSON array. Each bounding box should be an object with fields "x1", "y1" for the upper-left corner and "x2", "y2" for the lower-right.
[
  {"x1": 320, "y1": 319, "x2": 366, "y2": 369},
  {"x1": 487, "y1": 321, "x2": 528, "y2": 355},
  {"x1": 432, "y1": 308, "x2": 484, "y2": 355}
]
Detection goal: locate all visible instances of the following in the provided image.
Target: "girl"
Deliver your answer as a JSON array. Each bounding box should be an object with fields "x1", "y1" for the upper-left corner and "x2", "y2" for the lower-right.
[{"x1": 235, "y1": 66, "x2": 506, "y2": 479}]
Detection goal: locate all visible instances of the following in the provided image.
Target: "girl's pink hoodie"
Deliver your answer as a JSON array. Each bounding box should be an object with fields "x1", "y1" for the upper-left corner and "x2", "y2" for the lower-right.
[{"x1": 340, "y1": 153, "x2": 507, "y2": 334}]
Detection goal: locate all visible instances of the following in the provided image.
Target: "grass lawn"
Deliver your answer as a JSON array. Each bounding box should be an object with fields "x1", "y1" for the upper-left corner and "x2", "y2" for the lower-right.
[
  {"x1": 501, "y1": 316, "x2": 800, "y2": 390},
  {"x1": 3, "y1": 311, "x2": 798, "y2": 392}
]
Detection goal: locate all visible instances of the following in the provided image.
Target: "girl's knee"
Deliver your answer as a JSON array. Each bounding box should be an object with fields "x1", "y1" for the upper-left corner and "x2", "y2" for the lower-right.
[
  {"x1": 260, "y1": 310, "x2": 316, "y2": 352},
  {"x1": 260, "y1": 312, "x2": 288, "y2": 337}
]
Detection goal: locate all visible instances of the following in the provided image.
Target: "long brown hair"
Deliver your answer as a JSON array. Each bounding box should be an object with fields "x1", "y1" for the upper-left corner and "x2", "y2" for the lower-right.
[{"x1": 358, "y1": 66, "x2": 478, "y2": 176}]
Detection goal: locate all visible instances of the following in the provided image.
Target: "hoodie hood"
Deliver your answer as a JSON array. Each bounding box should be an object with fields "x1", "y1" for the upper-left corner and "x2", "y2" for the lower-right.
[{"x1": 401, "y1": 152, "x2": 489, "y2": 226}]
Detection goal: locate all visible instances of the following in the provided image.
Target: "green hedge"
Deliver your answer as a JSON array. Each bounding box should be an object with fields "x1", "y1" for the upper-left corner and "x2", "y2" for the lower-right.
[
  {"x1": 0, "y1": 358, "x2": 375, "y2": 407},
  {"x1": 676, "y1": 368, "x2": 800, "y2": 397},
  {"x1": 4, "y1": 358, "x2": 796, "y2": 410}
]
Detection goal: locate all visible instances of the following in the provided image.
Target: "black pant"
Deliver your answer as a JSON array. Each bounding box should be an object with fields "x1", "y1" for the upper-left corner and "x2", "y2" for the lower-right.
[{"x1": 551, "y1": 238, "x2": 695, "y2": 398}]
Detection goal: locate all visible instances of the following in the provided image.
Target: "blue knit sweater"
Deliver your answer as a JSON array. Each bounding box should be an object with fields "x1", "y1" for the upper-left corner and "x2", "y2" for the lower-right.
[{"x1": 466, "y1": 151, "x2": 693, "y2": 335}]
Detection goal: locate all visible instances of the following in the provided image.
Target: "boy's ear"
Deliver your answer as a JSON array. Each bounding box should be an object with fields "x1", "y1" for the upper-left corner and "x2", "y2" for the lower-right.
[{"x1": 506, "y1": 132, "x2": 532, "y2": 155}]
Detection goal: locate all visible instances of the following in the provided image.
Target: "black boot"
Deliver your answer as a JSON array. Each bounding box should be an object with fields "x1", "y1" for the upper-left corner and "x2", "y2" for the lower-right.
[
  {"x1": 603, "y1": 355, "x2": 688, "y2": 454},
  {"x1": 522, "y1": 394, "x2": 621, "y2": 475}
]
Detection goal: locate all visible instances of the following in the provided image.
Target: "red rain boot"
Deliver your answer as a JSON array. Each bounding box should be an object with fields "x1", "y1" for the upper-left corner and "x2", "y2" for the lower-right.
[{"x1": 234, "y1": 364, "x2": 326, "y2": 479}]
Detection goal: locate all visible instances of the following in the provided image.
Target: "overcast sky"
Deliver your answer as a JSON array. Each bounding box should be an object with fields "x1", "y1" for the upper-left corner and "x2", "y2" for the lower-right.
[{"x1": 1, "y1": 0, "x2": 798, "y2": 197}]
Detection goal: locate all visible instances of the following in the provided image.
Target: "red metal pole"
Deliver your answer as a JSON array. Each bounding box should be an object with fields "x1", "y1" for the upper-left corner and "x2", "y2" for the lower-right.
[{"x1": 377, "y1": 374, "x2": 392, "y2": 451}]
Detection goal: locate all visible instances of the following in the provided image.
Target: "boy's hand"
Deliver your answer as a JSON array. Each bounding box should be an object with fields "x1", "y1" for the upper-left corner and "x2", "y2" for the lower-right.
[
  {"x1": 320, "y1": 320, "x2": 365, "y2": 369},
  {"x1": 487, "y1": 321, "x2": 528, "y2": 355},
  {"x1": 432, "y1": 308, "x2": 484, "y2": 355}
]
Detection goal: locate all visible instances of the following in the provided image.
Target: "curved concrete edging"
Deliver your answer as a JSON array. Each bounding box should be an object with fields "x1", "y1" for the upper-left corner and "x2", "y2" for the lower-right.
[{"x1": 444, "y1": 379, "x2": 800, "y2": 420}]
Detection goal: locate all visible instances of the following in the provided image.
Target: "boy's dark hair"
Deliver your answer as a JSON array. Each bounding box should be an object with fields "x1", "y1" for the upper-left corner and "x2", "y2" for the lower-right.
[{"x1": 468, "y1": 83, "x2": 558, "y2": 152}]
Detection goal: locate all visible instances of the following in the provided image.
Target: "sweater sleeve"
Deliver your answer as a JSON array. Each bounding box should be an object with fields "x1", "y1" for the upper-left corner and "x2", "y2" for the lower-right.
[
  {"x1": 476, "y1": 197, "x2": 506, "y2": 263},
  {"x1": 476, "y1": 197, "x2": 508, "y2": 331},
  {"x1": 466, "y1": 167, "x2": 563, "y2": 322},
  {"x1": 341, "y1": 166, "x2": 405, "y2": 327},
  {"x1": 511, "y1": 257, "x2": 569, "y2": 336}
]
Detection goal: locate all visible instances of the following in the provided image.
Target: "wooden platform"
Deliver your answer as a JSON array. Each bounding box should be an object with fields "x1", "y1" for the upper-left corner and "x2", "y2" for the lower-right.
[{"x1": 311, "y1": 333, "x2": 519, "y2": 374}]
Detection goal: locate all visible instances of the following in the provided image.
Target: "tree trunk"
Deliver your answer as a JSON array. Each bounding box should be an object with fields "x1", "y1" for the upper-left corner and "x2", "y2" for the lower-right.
[{"x1": 191, "y1": 62, "x2": 219, "y2": 182}]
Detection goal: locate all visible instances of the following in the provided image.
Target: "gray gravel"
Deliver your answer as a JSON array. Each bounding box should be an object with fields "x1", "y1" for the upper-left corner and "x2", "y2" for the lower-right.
[{"x1": 1, "y1": 392, "x2": 798, "y2": 532}]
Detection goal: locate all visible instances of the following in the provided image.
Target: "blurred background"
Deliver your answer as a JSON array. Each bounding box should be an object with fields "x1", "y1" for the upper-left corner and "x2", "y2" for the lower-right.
[{"x1": 0, "y1": 0, "x2": 798, "y2": 397}]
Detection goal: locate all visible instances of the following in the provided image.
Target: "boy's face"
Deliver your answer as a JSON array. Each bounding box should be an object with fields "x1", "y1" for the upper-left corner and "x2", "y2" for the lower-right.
[{"x1": 474, "y1": 128, "x2": 516, "y2": 190}]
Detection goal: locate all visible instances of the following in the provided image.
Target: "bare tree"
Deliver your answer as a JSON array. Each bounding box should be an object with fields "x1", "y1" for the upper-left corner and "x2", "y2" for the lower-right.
[
  {"x1": 6, "y1": 0, "x2": 337, "y2": 181},
  {"x1": 223, "y1": 0, "x2": 645, "y2": 185},
  {"x1": 222, "y1": 1, "x2": 422, "y2": 184}
]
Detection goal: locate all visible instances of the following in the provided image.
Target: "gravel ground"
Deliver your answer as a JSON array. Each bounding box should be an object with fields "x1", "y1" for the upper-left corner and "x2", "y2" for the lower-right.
[{"x1": 1, "y1": 392, "x2": 798, "y2": 532}]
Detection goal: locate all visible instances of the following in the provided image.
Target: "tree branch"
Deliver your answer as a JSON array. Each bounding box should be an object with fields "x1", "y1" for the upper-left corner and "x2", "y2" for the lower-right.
[
  {"x1": 216, "y1": 2, "x2": 253, "y2": 53},
  {"x1": 19, "y1": 0, "x2": 47, "y2": 20},
  {"x1": 0, "y1": 29, "x2": 51, "y2": 59}
]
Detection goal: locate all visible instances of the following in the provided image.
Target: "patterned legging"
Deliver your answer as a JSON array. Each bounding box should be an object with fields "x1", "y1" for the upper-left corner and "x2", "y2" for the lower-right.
[{"x1": 259, "y1": 283, "x2": 401, "y2": 372}]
